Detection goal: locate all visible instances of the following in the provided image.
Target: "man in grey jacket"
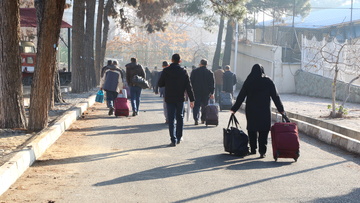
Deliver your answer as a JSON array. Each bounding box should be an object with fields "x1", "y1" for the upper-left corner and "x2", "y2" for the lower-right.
[{"x1": 100, "y1": 60, "x2": 123, "y2": 116}]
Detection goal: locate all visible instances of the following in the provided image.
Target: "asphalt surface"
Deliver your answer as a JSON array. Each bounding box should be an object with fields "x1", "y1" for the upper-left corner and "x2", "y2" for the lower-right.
[{"x1": 2, "y1": 89, "x2": 360, "y2": 202}]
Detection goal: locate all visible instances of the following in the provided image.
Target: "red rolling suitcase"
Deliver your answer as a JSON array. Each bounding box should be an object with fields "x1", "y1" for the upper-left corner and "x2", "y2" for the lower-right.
[
  {"x1": 271, "y1": 114, "x2": 300, "y2": 162},
  {"x1": 114, "y1": 97, "x2": 130, "y2": 117}
]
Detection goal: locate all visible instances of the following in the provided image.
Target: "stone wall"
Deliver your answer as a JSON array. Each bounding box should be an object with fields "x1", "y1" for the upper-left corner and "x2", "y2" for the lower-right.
[{"x1": 295, "y1": 69, "x2": 360, "y2": 104}]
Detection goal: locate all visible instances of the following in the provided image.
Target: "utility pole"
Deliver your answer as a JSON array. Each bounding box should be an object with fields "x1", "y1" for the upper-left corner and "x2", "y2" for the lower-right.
[{"x1": 233, "y1": 22, "x2": 239, "y2": 93}]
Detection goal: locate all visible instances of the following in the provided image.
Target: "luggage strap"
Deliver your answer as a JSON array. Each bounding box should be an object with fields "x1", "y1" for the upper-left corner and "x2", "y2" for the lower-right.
[{"x1": 227, "y1": 114, "x2": 241, "y2": 129}]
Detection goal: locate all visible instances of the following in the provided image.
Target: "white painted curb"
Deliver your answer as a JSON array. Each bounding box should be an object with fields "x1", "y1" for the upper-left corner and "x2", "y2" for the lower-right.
[{"x1": 0, "y1": 94, "x2": 96, "y2": 196}]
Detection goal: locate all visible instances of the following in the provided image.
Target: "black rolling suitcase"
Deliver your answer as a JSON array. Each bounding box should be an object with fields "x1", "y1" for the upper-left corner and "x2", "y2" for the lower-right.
[
  {"x1": 204, "y1": 103, "x2": 219, "y2": 126},
  {"x1": 219, "y1": 92, "x2": 233, "y2": 111},
  {"x1": 223, "y1": 114, "x2": 249, "y2": 156}
]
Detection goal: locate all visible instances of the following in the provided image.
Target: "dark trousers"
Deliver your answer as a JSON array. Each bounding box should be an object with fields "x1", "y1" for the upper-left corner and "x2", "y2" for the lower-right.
[
  {"x1": 193, "y1": 95, "x2": 209, "y2": 122},
  {"x1": 166, "y1": 102, "x2": 184, "y2": 144},
  {"x1": 215, "y1": 84, "x2": 222, "y2": 102},
  {"x1": 105, "y1": 90, "x2": 118, "y2": 108},
  {"x1": 130, "y1": 86, "x2": 142, "y2": 113},
  {"x1": 248, "y1": 130, "x2": 269, "y2": 155}
]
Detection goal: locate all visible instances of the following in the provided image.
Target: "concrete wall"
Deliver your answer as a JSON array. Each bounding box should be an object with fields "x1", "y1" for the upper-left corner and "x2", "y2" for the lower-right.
[
  {"x1": 231, "y1": 42, "x2": 300, "y2": 93},
  {"x1": 295, "y1": 69, "x2": 360, "y2": 103}
]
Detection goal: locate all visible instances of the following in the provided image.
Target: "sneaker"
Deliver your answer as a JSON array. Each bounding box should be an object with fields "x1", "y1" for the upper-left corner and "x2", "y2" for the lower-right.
[
  {"x1": 168, "y1": 143, "x2": 176, "y2": 147},
  {"x1": 195, "y1": 120, "x2": 199, "y2": 125},
  {"x1": 132, "y1": 111, "x2": 138, "y2": 116},
  {"x1": 108, "y1": 107, "x2": 114, "y2": 116},
  {"x1": 260, "y1": 154, "x2": 266, "y2": 158}
]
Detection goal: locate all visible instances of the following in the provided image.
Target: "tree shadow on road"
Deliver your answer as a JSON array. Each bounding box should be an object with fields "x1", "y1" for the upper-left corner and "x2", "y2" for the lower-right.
[
  {"x1": 33, "y1": 144, "x2": 167, "y2": 167},
  {"x1": 84, "y1": 123, "x2": 167, "y2": 136},
  {"x1": 92, "y1": 154, "x2": 292, "y2": 187}
]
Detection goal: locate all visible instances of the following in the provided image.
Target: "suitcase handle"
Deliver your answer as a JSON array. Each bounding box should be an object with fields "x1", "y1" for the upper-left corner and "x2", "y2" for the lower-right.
[{"x1": 281, "y1": 112, "x2": 290, "y2": 123}]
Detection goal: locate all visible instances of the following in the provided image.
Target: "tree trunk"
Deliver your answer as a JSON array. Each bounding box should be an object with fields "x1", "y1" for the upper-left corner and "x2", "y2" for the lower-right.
[
  {"x1": 222, "y1": 19, "x2": 234, "y2": 67},
  {"x1": 331, "y1": 68, "x2": 338, "y2": 118},
  {"x1": 212, "y1": 16, "x2": 224, "y2": 71},
  {"x1": 85, "y1": 0, "x2": 96, "y2": 89},
  {"x1": 54, "y1": 71, "x2": 65, "y2": 103},
  {"x1": 95, "y1": 0, "x2": 104, "y2": 85},
  {"x1": 100, "y1": 0, "x2": 113, "y2": 68},
  {"x1": 28, "y1": 0, "x2": 65, "y2": 131},
  {"x1": 0, "y1": 0, "x2": 27, "y2": 129},
  {"x1": 71, "y1": 0, "x2": 86, "y2": 93}
]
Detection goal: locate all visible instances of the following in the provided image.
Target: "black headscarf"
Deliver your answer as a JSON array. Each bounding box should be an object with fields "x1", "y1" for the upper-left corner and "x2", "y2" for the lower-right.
[{"x1": 245, "y1": 64, "x2": 265, "y2": 82}]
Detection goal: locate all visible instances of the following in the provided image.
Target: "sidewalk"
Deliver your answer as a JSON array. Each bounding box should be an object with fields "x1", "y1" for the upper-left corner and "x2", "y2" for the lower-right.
[{"x1": 0, "y1": 89, "x2": 359, "y2": 196}]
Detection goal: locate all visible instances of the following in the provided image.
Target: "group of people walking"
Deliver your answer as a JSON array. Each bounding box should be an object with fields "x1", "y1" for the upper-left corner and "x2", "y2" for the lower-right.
[{"x1": 99, "y1": 54, "x2": 286, "y2": 158}]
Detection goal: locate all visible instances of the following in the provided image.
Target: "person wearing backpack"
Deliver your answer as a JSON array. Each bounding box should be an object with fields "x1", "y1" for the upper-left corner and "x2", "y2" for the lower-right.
[
  {"x1": 100, "y1": 60, "x2": 123, "y2": 116},
  {"x1": 125, "y1": 57, "x2": 146, "y2": 116}
]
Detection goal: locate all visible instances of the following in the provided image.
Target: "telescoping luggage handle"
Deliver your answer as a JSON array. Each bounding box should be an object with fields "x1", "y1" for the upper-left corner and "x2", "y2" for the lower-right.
[
  {"x1": 227, "y1": 114, "x2": 242, "y2": 129},
  {"x1": 281, "y1": 112, "x2": 291, "y2": 123}
]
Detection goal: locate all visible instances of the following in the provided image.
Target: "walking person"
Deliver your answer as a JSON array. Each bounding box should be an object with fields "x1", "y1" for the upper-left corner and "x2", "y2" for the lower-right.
[
  {"x1": 158, "y1": 54, "x2": 195, "y2": 147},
  {"x1": 214, "y1": 66, "x2": 224, "y2": 102},
  {"x1": 230, "y1": 64, "x2": 285, "y2": 158},
  {"x1": 155, "y1": 61, "x2": 169, "y2": 123},
  {"x1": 126, "y1": 58, "x2": 146, "y2": 116},
  {"x1": 223, "y1": 65, "x2": 237, "y2": 95},
  {"x1": 190, "y1": 59, "x2": 215, "y2": 125},
  {"x1": 152, "y1": 66, "x2": 159, "y2": 93},
  {"x1": 100, "y1": 60, "x2": 124, "y2": 116}
]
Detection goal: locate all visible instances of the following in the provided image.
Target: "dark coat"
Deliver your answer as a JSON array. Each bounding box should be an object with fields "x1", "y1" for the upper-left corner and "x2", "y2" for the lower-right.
[
  {"x1": 126, "y1": 62, "x2": 146, "y2": 86},
  {"x1": 158, "y1": 63, "x2": 195, "y2": 103},
  {"x1": 190, "y1": 66, "x2": 215, "y2": 97},
  {"x1": 223, "y1": 71, "x2": 237, "y2": 93},
  {"x1": 231, "y1": 64, "x2": 284, "y2": 131}
]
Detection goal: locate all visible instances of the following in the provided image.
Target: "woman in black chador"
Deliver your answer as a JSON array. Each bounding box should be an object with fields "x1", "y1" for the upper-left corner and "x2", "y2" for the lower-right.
[{"x1": 231, "y1": 64, "x2": 285, "y2": 158}]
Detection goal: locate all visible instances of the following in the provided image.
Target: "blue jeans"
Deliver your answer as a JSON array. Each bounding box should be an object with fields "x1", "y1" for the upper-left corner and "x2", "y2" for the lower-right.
[
  {"x1": 105, "y1": 91, "x2": 118, "y2": 108},
  {"x1": 166, "y1": 102, "x2": 184, "y2": 144},
  {"x1": 193, "y1": 95, "x2": 210, "y2": 122},
  {"x1": 130, "y1": 86, "x2": 142, "y2": 112}
]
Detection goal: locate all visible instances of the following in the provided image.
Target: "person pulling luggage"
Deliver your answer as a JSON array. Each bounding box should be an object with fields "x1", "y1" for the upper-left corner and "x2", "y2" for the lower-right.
[
  {"x1": 100, "y1": 60, "x2": 124, "y2": 116},
  {"x1": 230, "y1": 64, "x2": 285, "y2": 158},
  {"x1": 190, "y1": 59, "x2": 215, "y2": 125}
]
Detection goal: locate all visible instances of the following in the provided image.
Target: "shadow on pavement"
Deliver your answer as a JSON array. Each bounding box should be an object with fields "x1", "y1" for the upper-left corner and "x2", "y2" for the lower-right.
[
  {"x1": 172, "y1": 160, "x2": 348, "y2": 203},
  {"x1": 93, "y1": 154, "x2": 295, "y2": 187},
  {"x1": 69, "y1": 123, "x2": 167, "y2": 136},
  {"x1": 310, "y1": 188, "x2": 360, "y2": 203},
  {"x1": 33, "y1": 144, "x2": 167, "y2": 167}
]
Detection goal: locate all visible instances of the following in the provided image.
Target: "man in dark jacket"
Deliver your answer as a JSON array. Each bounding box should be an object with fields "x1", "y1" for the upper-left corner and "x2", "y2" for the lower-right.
[
  {"x1": 231, "y1": 64, "x2": 285, "y2": 158},
  {"x1": 190, "y1": 59, "x2": 215, "y2": 125},
  {"x1": 223, "y1": 65, "x2": 237, "y2": 95},
  {"x1": 158, "y1": 54, "x2": 195, "y2": 147},
  {"x1": 126, "y1": 57, "x2": 146, "y2": 116}
]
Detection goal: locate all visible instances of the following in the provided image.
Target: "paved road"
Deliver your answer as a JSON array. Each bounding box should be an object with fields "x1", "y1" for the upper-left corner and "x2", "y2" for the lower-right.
[{"x1": 1, "y1": 90, "x2": 360, "y2": 202}]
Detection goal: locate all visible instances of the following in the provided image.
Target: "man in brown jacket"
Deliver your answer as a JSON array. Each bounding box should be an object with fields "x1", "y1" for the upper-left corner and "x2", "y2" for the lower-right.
[
  {"x1": 125, "y1": 58, "x2": 146, "y2": 116},
  {"x1": 214, "y1": 66, "x2": 224, "y2": 102}
]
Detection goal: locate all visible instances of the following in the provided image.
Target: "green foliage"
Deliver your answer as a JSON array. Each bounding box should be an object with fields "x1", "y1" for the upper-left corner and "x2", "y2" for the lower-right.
[
  {"x1": 210, "y1": 0, "x2": 247, "y2": 21},
  {"x1": 327, "y1": 104, "x2": 348, "y2": 116}
]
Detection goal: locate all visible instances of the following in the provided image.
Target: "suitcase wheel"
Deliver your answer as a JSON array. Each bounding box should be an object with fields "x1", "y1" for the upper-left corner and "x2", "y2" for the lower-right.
[{"x1": 294, "y1": 158, "x2": 298, "y2": 162}]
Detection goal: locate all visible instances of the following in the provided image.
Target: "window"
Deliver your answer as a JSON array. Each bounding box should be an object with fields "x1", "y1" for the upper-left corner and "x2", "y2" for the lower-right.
[{"x1": 26, "y1": 57, "x2": 34, "y2": 64}]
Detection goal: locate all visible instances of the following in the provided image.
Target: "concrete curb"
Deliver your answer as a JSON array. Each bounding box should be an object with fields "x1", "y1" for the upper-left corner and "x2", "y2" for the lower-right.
[{"x1": 0, "y1": 93, "x2": 96, "y2": 196}]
